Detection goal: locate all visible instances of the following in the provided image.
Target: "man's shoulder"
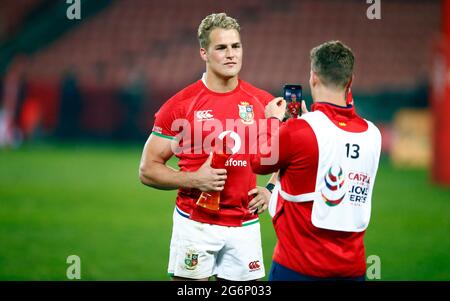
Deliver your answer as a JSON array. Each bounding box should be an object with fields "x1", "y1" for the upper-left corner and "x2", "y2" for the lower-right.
[
  {"x1": 155, "y1": 80, "x2": 204, "y2": 120},
  {"x1": 299, "y1": 110, "x2": 323, "y2": 122},
  {"x1": 285, "y1": 116, "x2": 314, "y2": 130},
  {"x1": 364, "y1": 119, "x2": 382, "y2": 139},
  {"x1": 280, "y1": 118, "x2": 318, "y2": 150},
  {"x1": 281, "y1": 118, "x2": 315, "y2": 141},
  {"x1": 239, "y1": 80, "x2": 273, "y2": 102},
  {"x1": 167, "y1": 80, "x2": 204, "y2": 103}
]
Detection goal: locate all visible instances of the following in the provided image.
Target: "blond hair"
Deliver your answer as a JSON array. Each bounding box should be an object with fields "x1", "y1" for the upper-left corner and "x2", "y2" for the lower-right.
[{"x1": 198, "y1": 13, "x2": 241, "y2": 49}]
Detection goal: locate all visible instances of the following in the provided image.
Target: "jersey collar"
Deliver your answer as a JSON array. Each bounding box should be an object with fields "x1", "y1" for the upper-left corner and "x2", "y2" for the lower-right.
[{"x1": 311, "y1": 102, "x2": 357, "y2": 121}]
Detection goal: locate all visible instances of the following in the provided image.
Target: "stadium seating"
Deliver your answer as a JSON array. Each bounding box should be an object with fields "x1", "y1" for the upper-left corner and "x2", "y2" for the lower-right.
[
  {"x1": 2, "y1": 0, "x2": 440, "y2": 136},
  {"x1": 22, "y1": 0, "x2": 439, "y2": 94},
  {"x1": 0, "y1": 0, "x2": 43, "y2": 40}
]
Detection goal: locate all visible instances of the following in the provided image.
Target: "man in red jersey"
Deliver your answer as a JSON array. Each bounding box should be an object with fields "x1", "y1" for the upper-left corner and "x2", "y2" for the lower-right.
[
  {"x1": 251, "y1": 41, "x2": 382, "y2": 281},
  {"x1": 139, "y1": 13, "x2": 275, "y2": 281},
  {"x1": 286, "y1": 92, "x2": 300, "y2": 119}
]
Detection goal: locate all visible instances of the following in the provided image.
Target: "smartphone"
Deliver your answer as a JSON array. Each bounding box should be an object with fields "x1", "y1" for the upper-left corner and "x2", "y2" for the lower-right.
[{"x1": 283, "y1": 84, "x2": 302, "y2": 119}]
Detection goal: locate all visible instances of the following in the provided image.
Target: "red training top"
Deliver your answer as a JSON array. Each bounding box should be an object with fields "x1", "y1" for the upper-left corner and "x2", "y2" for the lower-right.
[
  {"x1": 251, "y1": 102, "x2": 369, "y2": 278},
  {"x1": 153, "y1": 79, "x2": 273, "y2": 226}
]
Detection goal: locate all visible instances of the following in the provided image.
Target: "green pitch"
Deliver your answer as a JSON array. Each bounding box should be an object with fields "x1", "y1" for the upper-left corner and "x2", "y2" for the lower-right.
[{"x1": 0, "y1": 144, "x2": 449, "y2": 280}]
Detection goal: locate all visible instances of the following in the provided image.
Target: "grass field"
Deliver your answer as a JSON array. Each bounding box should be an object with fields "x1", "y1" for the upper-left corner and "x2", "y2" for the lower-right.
[{"x1": 0, "y1": 143, "x2": 449, "y2": 280}]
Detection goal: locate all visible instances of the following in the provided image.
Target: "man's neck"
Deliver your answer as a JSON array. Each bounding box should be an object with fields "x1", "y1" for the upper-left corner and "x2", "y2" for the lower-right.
[
  {"x1": 204, "y1": 71, "x2": 238, "y2": 93},
  {"x1": 313, "y1": 88, "x2": 347, "y2": 107}
]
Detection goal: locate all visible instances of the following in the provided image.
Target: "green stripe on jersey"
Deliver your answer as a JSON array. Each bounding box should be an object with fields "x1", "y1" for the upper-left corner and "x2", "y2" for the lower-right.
[{"x1": 152, "y1": 131, "x2": 176, "y2": 140}]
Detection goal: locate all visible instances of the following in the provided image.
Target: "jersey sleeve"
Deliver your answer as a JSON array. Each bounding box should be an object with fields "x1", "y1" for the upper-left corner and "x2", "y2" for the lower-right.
[
  {"x1": 152, "y1": 96, "x2": 186, "y2": 139},
  {"x1": 249, "y1": 119, "x2": 294, "y2": 174},
  {"x1": 250, "y1": 118, "x2": 317, "y2": 175},
  {"x1": 258, "y1": 90, "x2": 275, "y2": 106}
]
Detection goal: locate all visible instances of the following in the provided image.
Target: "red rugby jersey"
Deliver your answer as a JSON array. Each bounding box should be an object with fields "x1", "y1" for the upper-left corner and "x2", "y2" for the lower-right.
[
  {"x1": 152, "y1": 79, "x2": 273, "y2": 226},
  {"x1": 251, "y1": 102, "x2": 370, "y2": 278},
  {"x1": 287, "y1": 101, "x2": 300, "y2": 118}
]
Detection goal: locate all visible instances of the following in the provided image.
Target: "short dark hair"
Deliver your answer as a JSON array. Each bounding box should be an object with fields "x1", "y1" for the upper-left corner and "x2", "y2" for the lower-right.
[{"x1": 310, "y1": 41, "x2": 354, "y2": 89}]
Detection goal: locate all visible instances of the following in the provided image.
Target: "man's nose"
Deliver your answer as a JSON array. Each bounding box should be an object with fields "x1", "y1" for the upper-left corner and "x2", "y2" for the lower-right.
[{"x1": 225, "y1": 46, "x2": 234, "y2": 58}]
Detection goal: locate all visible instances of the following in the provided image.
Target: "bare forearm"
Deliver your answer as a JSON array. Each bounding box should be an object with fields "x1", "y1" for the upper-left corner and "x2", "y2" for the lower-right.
[
  {"x1": 267, "y1": 171, "x2": 278, "y2": 185},
  {"x1": 139, "y1": 161, "x2": 193, "y2": 190}
]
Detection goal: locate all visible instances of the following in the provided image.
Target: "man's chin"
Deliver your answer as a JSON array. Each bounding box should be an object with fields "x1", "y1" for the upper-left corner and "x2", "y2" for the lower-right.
[
  {"x1": 222, "y1": 66, "x2": 241, "y2": 77},
  {"x1": 221, "y1": 70, "x2": 239, "y2": 79}
]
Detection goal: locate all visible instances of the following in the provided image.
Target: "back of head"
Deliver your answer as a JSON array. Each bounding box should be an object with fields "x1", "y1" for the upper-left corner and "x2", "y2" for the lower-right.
[
  {"x1": 310, "y1": 41, "x2": 354, "y2": 90},
  {"x1": 198, "y1": 13, "x2": 241, "y2": 49}
]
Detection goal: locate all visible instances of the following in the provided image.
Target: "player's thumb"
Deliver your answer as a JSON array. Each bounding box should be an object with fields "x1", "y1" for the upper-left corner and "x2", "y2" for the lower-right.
[{"x1": 202, "y1": 152, "x2": 213, "y2": 167}]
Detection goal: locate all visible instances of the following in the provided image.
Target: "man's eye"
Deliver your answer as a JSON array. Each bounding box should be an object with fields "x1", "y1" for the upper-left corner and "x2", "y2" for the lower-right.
[{"x1": 233, "y1": 44, "x2": 241, "y2": 48}]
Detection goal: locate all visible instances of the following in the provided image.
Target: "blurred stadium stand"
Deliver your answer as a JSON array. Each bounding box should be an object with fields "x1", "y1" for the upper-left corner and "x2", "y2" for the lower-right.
[
  {"x1": 0, "y1": 0, "x2": 45, "y2": 40},
  {"x1": 0, "y1": 0, "x2": 441, "y2": 144}
]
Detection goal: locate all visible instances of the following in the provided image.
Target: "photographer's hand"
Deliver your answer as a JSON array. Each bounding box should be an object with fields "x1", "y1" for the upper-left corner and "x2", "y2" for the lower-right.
[{"x1": 265, "y1": 97, "x2": 286, "y2": 121}]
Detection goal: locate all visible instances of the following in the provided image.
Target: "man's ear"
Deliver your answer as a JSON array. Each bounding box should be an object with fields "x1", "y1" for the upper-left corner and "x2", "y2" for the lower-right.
[
  {"x1": 311, "y1": 70, "x2": 319, "y2": 87},
  {"x1": 200, "y1": 48, "x2": 208, "y2": 62}
]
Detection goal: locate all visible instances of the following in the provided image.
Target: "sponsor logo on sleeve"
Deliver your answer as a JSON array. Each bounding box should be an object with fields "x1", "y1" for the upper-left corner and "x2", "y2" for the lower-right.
[{"x1": 152, "y1": 126, "x2": 162, "y2": 134}]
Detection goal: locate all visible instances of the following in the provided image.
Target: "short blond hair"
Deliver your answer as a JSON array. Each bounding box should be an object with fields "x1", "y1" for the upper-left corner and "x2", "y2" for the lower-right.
[{"x1": 198, "y1": 13, "x2": 241, "y2": 49}]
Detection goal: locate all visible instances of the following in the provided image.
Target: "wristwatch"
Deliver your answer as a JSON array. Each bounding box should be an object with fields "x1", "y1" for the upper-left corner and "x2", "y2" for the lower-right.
[{"x1": 265, "y1": 183, "x2": 275, "y2": 193}]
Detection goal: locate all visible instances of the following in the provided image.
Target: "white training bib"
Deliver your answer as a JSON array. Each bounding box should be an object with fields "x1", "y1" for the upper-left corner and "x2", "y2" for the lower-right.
[{"x1": 275, "y1": 111, "x2": 381, "y2": 232}]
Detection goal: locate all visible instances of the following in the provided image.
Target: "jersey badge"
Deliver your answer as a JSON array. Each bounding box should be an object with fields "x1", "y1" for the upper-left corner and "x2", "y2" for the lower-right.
[
  {"x1": 184, "y1": 250, "x2": 199, "y2": 270},
  {"x1": 238, "y1": 102, "x2": 254, "y2": 125}
]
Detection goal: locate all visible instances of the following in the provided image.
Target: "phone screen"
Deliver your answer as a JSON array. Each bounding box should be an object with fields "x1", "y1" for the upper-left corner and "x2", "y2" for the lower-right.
[{"x1": 283, "y1": 84, "x2": 302, "y2": 119}]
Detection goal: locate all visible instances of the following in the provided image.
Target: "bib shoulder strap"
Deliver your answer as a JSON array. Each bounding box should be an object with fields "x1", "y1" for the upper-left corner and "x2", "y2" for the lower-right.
[{"x1": 278, "y1": 189, "x2": 318, "y2": 203}]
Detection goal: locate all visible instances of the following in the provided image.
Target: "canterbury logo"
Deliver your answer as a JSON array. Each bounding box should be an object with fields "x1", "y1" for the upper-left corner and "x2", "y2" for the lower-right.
[
  {"x1": 248, "y1": 260, "x2": 261, "y2": 270},
  {"x1": 196, "y1": 110, "x2": 213, "y2": 120}
]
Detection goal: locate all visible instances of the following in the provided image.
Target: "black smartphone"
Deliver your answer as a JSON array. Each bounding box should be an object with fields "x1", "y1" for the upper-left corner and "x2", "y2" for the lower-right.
[{"x1": 283, "y1": 84, "x2": 302, "y2": 119}]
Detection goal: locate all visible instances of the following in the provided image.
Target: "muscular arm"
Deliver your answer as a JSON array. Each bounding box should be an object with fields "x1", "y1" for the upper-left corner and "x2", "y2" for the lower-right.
[
  {"x1": 139, "y1": 135, "x2": 186, "y2": 190},
  {"x1": 139, "y1": 135, "x2": 227, "y2": 191}
]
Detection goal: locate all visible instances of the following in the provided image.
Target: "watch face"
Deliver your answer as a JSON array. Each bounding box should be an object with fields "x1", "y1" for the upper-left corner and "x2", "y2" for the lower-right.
[{"x1": 266, "y1": 183, "x2": 275, "y2": 193}]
